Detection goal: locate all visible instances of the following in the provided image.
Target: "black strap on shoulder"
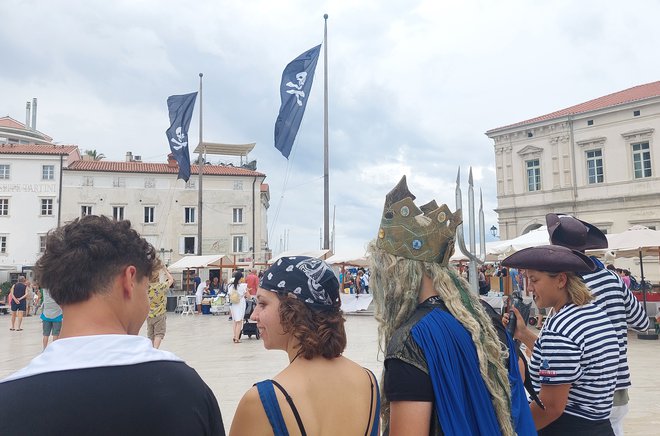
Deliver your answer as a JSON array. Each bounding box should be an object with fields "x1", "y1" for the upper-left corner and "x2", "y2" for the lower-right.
[
  {"x1": 363, "y1": 368, "x2": 376, "y2": 436},
  {"x1": 270, "y1": 379, "x2": 307, "y2": 436}
]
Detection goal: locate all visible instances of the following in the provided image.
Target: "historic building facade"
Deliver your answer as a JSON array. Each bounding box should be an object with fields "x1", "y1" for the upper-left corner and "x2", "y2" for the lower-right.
[
  {"x1": 486, "y1": 81, "x2": 660, "y2": 240},
  {"x1": 0, "y1": 116, "x2": 270, "y2": 283},
  {"x1": 60, "y1": 155, "x2": 270, "y2": 267}
]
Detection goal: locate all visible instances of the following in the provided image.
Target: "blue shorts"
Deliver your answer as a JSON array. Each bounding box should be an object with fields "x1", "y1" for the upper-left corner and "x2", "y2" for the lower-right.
[{"x1": 11, "y1": 300, "x2": 26, "y2": 312}]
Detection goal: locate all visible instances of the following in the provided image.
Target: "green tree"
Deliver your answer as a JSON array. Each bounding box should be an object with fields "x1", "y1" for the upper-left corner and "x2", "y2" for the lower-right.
[{"x1": 84, "y1": 149, "x2": 106, "y2": 160}]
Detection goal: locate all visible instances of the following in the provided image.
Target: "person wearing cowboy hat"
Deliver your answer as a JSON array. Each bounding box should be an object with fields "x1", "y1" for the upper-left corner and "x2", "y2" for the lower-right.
[
  {"x1": 503, "y1": 245, "x2": 619, "y2": 435},
  {"x1": 545, "y1": 213, "x2": 649, "y2": 435}
]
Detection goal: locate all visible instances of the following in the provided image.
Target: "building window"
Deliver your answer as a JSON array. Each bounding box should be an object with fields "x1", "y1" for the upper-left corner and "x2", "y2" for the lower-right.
[
  {"x1": 233, "y1": 180, "x2": 243, "y2": 190},
  {"x1": 112, "y1": 206, "x2": 124, "y2": 221},
  {"x1": 0, "y1": 198, "x2": 8, "y2": 216},
  {"x1": 113, "y1": 177, "x2": 126, "y2": 187},
  {"x1": 587, "y1": 119, "x2": 594, "y2": 126},
  {"x1": 526, "y1": 159, "x2": 541, "y2": 191},
  {"x1": 632, "y1": 142, "x2": 652, "y2": 179},
  {"x1": 144, "y1": 178, "x2": 155, "y2": 188},
  {"x1": 82, "y1": 176, "x2": 94, "y2": 186},
  {"x1": 184, "y1": 207, "x2": 196, "y2": 224},
  {"x1": 39, "y1": 235, "x2": 47, "y2": 253},
  {"x1": 233, "y1": 235, "x2": 245, "y2": 253},
  {"x1": 0, "y1": 164, "x2": 9, "y2": 179},
  {"x1": 633, "y1": 110, "x2": 641, "y2": 117},
  {"x1": 183, "y1": 236, "x2": 196, "y2": 254},
  {"x1": 0, "y1": 236, "x2": 6, "y2": 254},
  {"x1": 586, "y1": 149, "x2": 604, "y2": 184},
  {"x1": 41, "y1": 199, "x2": 53, "y2": 216},
  {"x1": 233, "y1": 208, "x2": 244, "y2": 223},
  {"x1": 42, "y1": 165, "x2": 55, "y2": 180},
  {"x1": 144, "y1": 206, "x2": 155, "y2": 223},
  {"x1": 81, "y1": 205, "x2": 93, "y2": 217}
]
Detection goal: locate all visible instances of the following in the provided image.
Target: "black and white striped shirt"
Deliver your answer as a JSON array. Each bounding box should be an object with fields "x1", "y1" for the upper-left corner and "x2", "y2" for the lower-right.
[
  {"x1": 581, "y1": 264, "x2": 649, "y2": 391},
  {"x1": 530, "y1": 303, "x2": 619, "y2": 421}
]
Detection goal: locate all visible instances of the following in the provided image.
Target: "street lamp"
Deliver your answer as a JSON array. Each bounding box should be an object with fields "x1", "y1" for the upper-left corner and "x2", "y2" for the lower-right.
[{"x1": 490, "y1": 225, "x2": 498, "y2": 238}]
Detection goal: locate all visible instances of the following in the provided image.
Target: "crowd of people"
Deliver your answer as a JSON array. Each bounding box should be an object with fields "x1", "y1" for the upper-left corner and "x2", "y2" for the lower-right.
[{"x1": 0, "y1": 177, "x2": 654, "y2": 435}]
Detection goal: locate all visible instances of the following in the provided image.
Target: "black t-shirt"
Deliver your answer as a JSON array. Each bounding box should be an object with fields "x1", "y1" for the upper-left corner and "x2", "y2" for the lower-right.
[
  {"x1": 384, "y1": 299, "x2": 512, "y2": 403},
  {"x1": 0, "y1": 361, "x2": 225, "y2": 436}
]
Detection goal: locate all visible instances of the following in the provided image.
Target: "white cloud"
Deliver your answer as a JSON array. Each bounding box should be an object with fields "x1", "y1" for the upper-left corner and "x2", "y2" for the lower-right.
[{"x1": 2, "y1": 0, "x2": 660, "y2": 255}]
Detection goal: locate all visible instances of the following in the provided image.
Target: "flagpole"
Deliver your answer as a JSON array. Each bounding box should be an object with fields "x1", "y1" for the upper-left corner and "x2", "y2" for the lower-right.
[
  {"x1": 323, "y1": 13, "x2": 330, "y2": 250},
  {"x1": 197, "y1": 72, "x2": 204, "y2": 256}
]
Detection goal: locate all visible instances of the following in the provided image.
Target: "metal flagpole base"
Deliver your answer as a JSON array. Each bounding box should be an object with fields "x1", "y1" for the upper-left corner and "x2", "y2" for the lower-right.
[{"x1": 637, "y1": 331, "x2": 659, "y2": 340}]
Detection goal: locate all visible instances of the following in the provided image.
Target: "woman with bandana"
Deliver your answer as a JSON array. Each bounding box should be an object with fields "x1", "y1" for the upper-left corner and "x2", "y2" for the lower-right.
[{"x1": 229, "y1": 256, "x2": 380, "y2": 436}]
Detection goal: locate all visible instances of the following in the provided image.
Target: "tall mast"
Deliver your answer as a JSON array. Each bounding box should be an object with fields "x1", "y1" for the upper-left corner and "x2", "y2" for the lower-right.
[{"x1": 322, "y1": 13, "x2": 330, "y2": 250}]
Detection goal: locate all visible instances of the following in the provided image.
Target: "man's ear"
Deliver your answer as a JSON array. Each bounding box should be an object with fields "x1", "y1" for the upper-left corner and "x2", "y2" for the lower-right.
[{"x1": 120, "y1": 265, "x2": 139, "y2": 299}]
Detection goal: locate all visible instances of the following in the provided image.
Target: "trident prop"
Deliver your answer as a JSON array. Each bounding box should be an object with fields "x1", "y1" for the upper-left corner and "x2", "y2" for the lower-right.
[{"x1": 455, "y1": 167, "x2": 486, "y2": 294}]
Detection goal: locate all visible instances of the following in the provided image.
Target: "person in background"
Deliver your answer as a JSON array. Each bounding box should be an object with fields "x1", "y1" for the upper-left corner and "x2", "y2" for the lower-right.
[
  {"x1": 147, "y1": 265, "x2": 175, "y2": 349},
  {"x1": 545, "y1": 213, "x2": 649, "y2": 435},
  {"x1": 228, "y1": 271, "x2": 249, "y2": 343},
  {"x1": 9, "y1": 276, "x2": 27, "y2": 331},
  {"x1": 510, "y1": 267, "x2": 520, "y2": 292},
  {"x1": 0, "y1": 215, "x2": 225, "y2": 435},
  {"x1": 40, "y1": 288, "x2": 63, "y2": 350},
  {"x1": 503, "y1": 245, "x2": 619, "y2": 435},
  {"x1": 230, "y1": 256, "x2": 379, "y2": 436},
  {"x1": 196, "y1": 279, "x2": 209, "y2": 314},
  {"x1": 246, "y1": 269, "x2": 259, "y2": 297}
]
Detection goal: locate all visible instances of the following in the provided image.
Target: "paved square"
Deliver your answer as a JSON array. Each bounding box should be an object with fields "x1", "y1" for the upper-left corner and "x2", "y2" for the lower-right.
[{"x1": 1, "y1": 312, "x2": 657, "y2": 434}]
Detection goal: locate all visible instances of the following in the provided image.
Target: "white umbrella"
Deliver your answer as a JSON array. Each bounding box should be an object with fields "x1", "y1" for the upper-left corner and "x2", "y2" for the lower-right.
[
  {"x1": 603, "y1": 225, "x2": 660, "y2": 338},
  {"x1": 490, "y1": 226, "x2": 550, "y2": 256}
]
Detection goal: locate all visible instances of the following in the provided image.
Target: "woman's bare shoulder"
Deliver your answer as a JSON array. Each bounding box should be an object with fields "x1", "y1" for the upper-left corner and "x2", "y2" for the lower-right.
[{"x1": 229, "y1": 386, "x2": 270, "y2": 436}]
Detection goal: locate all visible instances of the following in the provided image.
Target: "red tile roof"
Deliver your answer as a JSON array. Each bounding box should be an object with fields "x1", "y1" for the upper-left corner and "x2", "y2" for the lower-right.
[
  {"x1": 0, "y1": 143, "x2": 78, "y2": 155},
  {"x1": 67, "y1": 160, "x2": 265, "y2": 177},
  {"x1": 260, "y1": 183, "x2": 269, "y2": 192},
  {"x1": 0, "y1": 116, "x2": 54, "y2": 142},
  {"x1": 487, "y1": 81, "x2": 660, "y2": 134},
  {"x1": 0, "y1": 116, "x2": 26, "y2": 129}
]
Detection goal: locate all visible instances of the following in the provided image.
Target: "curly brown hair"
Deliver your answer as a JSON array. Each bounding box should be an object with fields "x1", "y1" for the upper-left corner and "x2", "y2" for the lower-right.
[
  {"x1": 277, "y1": 294, "x2": 347, "y2": 360},
  {"x1": 35, "y1": 215, "x2": 158, "y2": 305}
]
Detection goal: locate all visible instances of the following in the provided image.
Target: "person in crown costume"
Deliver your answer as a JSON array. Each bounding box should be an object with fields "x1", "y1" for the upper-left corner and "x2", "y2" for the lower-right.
[{"x1": 367, "y1": 176, "x2": 535, "y2": 436}]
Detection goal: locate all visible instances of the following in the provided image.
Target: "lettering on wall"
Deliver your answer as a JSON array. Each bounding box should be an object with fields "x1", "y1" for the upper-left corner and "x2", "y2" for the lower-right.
[{"x1": 0, "y1": 183, "x2": 57, "y2": 193}]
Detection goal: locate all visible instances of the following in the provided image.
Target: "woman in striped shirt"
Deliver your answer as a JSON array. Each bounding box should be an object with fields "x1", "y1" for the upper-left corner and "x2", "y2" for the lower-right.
[{"x1": 503, "y1": 245, "x2": 619, "y2": 435}]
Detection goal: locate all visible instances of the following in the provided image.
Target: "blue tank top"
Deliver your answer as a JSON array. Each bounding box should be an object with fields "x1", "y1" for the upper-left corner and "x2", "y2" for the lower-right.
[{"x1": 255, "y1": 368, "x2": 380, "y2": 436}]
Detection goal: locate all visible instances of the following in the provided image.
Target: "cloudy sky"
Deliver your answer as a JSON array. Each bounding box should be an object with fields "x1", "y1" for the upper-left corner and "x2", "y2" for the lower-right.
[{"x1": 2, "y1": 0, "x2": 660, "y2": 257}]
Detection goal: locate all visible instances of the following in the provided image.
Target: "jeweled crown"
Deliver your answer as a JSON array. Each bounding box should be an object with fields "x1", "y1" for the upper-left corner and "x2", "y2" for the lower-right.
[{"x1": 376, "y1": 176, "x2": 461, "y2": 265}]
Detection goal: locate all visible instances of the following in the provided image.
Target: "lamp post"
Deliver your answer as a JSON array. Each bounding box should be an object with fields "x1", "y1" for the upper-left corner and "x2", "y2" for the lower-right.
[{"x1": 490, "y1": 225, "x2": 498, "y2": 238}]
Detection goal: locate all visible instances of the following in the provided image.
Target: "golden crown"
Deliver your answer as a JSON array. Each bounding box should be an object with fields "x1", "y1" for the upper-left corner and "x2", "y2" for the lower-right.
[{"x1": 376, "y1": 176, "x2": 461, "y2": 265}]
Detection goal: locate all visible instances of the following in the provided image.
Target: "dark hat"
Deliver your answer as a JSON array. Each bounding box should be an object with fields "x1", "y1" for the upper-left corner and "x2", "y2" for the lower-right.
[
  {"x1": 501, "y1": 245, "x2": 596, "y2": 273},
  {"x1": 546, "y1": 213, "x2": 608, "y2": 251},
  {"x1": 260, "y1": 256, "x2": 340, "y2": 310}
]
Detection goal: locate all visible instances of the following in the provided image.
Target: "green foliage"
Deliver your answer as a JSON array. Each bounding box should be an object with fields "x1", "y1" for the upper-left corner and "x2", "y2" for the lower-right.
[{"x1": 0, "y1": 281, "x2": 11, "y2": 299}]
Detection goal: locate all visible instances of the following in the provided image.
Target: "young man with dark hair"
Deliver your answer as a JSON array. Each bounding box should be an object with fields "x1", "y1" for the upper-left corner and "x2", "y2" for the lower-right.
[{"x1": 0, "y1": 215, "x2": 225, "y2": 435}]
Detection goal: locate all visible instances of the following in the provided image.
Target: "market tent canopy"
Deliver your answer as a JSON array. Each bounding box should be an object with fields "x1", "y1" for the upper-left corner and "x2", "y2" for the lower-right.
[
  {"x1": 326, "y1": 252, "x2": 369, "y2": 267},
  {"x1": 269, "y1": 249, "x2": 332, "y2": 264},
  {"x1": 168, "y1": 254, "x2": 234, "y2": 270},
  {"x1": 603, "y1": 225, "x2": 660, "y2": 257},
  {"x1": 490, "y1": 226, "x2": 550, "y2": 256},
  {"x1": 450, "y1": 241, "x2": 503, "y2": 262}
]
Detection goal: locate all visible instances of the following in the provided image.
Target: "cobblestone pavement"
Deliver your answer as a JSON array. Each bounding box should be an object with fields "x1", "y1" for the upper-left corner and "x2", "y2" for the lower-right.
[{"x1": 1, "y1": 312, "x2": 657, "y2": 434}]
